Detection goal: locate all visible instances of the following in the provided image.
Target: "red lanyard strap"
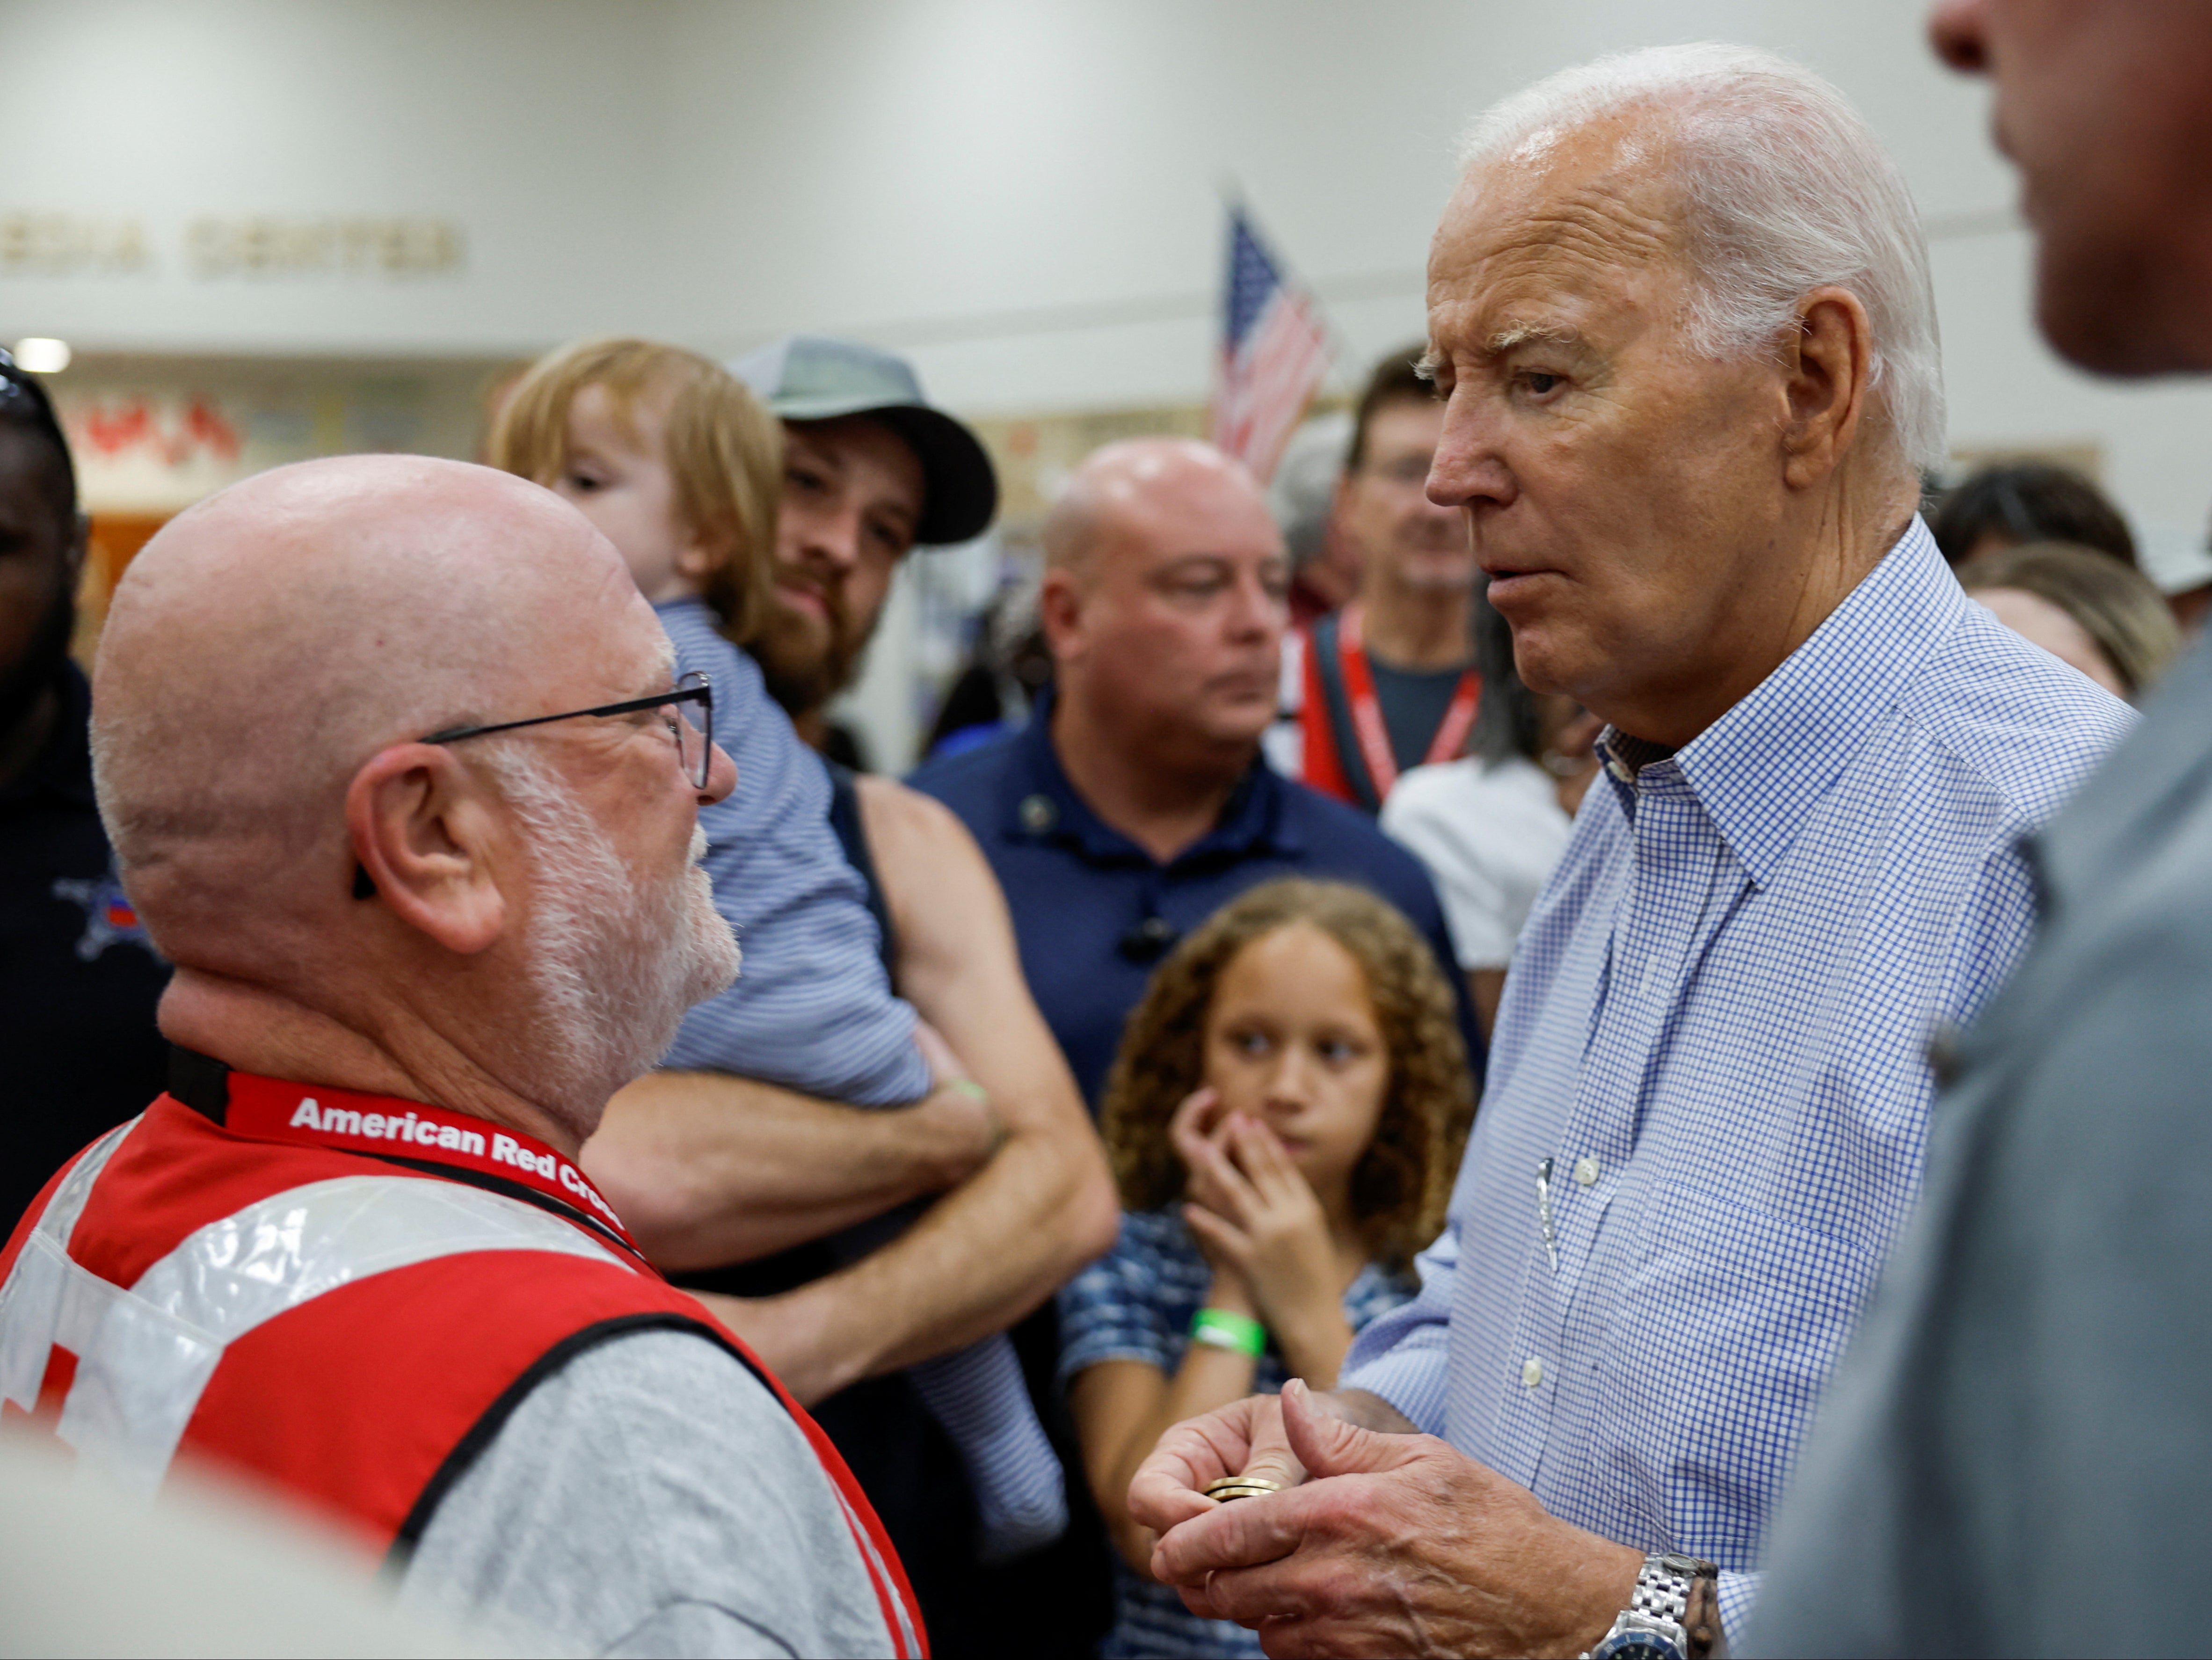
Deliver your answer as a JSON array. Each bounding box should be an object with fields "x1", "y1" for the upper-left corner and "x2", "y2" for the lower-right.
[
  {"x1": 1337, "y1": 602, "x2": 1481, "y2": 800},
  {"x1": 218, "y1": 1071, "x2": 640, "y2": 1254}
]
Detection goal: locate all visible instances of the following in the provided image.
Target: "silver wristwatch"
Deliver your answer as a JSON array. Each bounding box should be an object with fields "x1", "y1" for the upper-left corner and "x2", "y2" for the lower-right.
[{"x1": 1583, "y1": 1551, "x2": 1706, "y2": 1660}]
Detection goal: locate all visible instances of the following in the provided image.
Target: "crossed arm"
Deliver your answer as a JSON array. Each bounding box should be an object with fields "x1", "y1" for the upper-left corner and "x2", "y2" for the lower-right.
[
  {"x1": 582, "y1": 776, "x2": 1119, "y2": 1404},
  {"x1": 582, "y1": 1064, "x2": 998, "y2": 1271}
]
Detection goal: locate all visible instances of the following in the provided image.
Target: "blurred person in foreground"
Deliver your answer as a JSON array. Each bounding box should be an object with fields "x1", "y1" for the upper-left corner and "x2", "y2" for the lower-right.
[
  {"x1": 1060, "y1": 879, "x2": 1473, "y2": 1659},
  {"x1": 1382, "y1": 586, "x2": 1602, "y2": 1039},
  {"x1": 1748, "y1": 7, "x2": 2212, "y2": 1653},
  {"x1": 910, "y1": 435, "x2": 1476, "y2": 1111},
  {"x1": 1278, "y1": 348, "x2": 1482, "y2": 814},
  {"x1": 0, "y1": 455, "x2": 921, "y2": 1658},
  {"x1": 1929, "y1": 458, "x2": 2138, "y2": 568},
  {"x1": 1126, "y1": 44, "x2": 2132, "y2": 1660},
  {"x1": 1957, "y1": 539, "x2": 2181, "y2": 701},
  {"x1": 0, "y1": 354, "x2": 168, "y2": 1234},
  {"x1": 493, "y1": 338, "x2": 1115, "y2": 1654}
]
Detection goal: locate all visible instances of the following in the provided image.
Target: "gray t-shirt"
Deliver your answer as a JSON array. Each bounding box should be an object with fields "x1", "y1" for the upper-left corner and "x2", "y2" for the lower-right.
[
  {"x1": 1747, "y1": 638, "x2": 2212, "y2": 1656},
  {"x1": 398, "y1": 1330, "x2": 895, "y2": 1659}
]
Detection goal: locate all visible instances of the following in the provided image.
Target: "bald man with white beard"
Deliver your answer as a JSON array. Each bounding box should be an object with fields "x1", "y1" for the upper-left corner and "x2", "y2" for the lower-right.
[{"x1": 0, "y1": 456, "x2": 922, "y2": 1659}]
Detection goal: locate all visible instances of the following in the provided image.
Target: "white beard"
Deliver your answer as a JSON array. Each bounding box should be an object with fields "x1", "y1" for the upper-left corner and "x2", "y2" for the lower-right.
[{"x1": 482, "y1": 744, "x2": 739, "y2": 1136}]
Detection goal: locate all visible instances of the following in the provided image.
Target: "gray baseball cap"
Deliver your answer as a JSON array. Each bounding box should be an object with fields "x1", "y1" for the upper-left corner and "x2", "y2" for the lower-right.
[{"x1": 731, "y1": 335, "x2": 998, "y2": 546}]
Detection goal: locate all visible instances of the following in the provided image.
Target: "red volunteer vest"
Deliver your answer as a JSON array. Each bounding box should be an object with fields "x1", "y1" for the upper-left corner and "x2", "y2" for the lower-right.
[{"x1": 0, "y1": 1060, "x2": 925, "y2": 1658}]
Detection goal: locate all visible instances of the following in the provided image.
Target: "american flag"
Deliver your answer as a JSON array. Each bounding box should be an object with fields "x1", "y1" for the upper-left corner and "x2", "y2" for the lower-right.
[{"x1": 1210, "y1": 205, "x2": 1332, "y2": 485}]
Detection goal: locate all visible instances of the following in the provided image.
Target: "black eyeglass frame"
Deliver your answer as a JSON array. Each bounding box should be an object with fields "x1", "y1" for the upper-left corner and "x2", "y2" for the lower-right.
[{"x1": 420, "y1": 670, "x2": 715, "y2": 789}]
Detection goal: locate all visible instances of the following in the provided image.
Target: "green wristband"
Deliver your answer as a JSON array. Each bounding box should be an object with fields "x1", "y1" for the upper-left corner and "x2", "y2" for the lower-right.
[{"x1": 1190, "y1": 1307, "x2": 1266, "y2": 1357}]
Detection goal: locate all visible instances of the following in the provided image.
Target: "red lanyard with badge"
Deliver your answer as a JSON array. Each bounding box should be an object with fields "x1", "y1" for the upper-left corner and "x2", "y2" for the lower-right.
[
  {"x1": 1337, "y1": 601, "x2": 1482, "y2": 798},
  {"x1": 216, "y1": 1070, "x2": 648, "y2": 1263}
]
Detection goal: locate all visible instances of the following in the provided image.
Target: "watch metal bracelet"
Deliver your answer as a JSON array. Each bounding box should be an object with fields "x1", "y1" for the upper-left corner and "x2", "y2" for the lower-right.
[{"x1": 1629, "y1": 1551, "x2": 1702, "y2": 1625}]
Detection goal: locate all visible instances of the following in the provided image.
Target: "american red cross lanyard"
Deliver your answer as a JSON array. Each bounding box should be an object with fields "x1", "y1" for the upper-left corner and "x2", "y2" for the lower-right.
[
  {"x1": 1337, "y1": 601, "x2": 1481, "y2": 798},
  {"x1": 214, "y1": 1070, "x2": 643, "y2": 1258}
]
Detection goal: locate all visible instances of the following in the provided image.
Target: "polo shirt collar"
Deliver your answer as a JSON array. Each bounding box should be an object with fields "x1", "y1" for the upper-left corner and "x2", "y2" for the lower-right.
[
  {"x1": 1002, "y1": 686, "x2": 1303, "y2": 866},
  {"x1": 1601, "y1": 515, "x2": 1962, "y2": 888}
]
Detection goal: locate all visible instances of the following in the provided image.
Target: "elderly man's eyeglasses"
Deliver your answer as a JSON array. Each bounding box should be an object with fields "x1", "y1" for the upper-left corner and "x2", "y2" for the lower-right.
[{"x1": 421, "y1": 670, "x2": 715, "y2": 789}]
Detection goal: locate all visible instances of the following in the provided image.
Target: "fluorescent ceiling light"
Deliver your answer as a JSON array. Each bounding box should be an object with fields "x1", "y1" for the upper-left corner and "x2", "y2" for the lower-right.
[{"x1": 13, "y1": 338, "x2": 71, "y2": 374}]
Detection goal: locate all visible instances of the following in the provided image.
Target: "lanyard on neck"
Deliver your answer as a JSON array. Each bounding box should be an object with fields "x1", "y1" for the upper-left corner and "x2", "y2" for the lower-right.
[
  {"x1": 214, "y1": 1070, "x2": 642, "y2": 1258},
  {"x1": 1337, "y1": 602, "x2": 1481, "y2": 800}
]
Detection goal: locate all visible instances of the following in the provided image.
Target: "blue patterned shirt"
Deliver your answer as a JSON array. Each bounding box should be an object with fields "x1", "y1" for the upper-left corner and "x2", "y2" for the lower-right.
[
  {"x1": 1340, "y1": 519, "x2": 2135, "y2": 1637},
  {"x1": 655, "y1": 599, "x2": 931, "y2": 1105},
  {"x1": 1062, "y1": 1207, "x2": 1418, "y2": 1660}
]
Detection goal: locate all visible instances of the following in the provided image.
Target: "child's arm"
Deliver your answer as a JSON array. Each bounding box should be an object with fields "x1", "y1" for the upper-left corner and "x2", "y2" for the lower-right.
[{"x1": 1068, "y1": 1275, "x2": 1268, "y2": 1577}]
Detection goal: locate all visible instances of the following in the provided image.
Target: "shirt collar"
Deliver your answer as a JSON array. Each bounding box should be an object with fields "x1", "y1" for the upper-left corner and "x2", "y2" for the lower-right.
[
  {"x1": 1003, "y1": 686, "x2": 1302, "y2": 866},
  {"x1": 1602, "y1": 516, "x2": 1963, "y2": 888}
]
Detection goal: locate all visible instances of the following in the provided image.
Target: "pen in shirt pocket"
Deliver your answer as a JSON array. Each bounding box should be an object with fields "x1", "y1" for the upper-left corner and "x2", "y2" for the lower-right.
[{"x1": 1535, "y1": 1156, "x2": 1560, "y2": 1272}]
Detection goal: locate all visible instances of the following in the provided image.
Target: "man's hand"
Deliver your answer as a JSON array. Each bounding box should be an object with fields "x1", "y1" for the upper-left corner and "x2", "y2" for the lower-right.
[
  {"x1": 685, "y1": 1288, "x2": 834, "y2": 1402},
  {"x1": 1146, "y1": 1379, "x2": 1641, "y2": 1659},
  {"x1": 588, "y1": 1067, "x2": 1005, "y2": 1270},
  {"x1": 1128, "y1": 1384, "x2": 1415, "y2": 1538},
  {"x1": 910, "y1": 1076, "x2": 1003, "y2": 1187},
  {"x1": 911, "y1": 1015, "x2": 1006, "y2": 1168},
  {"x1": 1127, "y1": 1390, "x2": 1302, "y2": 1539}
]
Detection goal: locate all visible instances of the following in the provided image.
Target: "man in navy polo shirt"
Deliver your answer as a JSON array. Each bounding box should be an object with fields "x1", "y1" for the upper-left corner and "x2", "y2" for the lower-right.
[{"x1": 912, "y1": 437, "x2": 1476, "y2": 1108}]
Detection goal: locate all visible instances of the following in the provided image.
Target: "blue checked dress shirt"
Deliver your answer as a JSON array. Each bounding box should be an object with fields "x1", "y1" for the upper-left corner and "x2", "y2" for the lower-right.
[{"x1": 1340, "y1": 519, "x2": 2135, "y2": 1637}]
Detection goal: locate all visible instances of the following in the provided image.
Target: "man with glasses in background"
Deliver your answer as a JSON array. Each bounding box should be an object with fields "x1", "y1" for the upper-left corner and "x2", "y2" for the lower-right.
[{"x1": 1276, "y1": 347, "x2": 1482, "y2": 814}]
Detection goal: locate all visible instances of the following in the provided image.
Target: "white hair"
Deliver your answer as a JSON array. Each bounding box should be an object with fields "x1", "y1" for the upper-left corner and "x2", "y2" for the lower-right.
[
  {"x1": 1460, "y1": 43, "x2": 1944, "y2": 474},
  {"x1": 1268, "y1": 411, "x2": 1353, "y2": 569}
]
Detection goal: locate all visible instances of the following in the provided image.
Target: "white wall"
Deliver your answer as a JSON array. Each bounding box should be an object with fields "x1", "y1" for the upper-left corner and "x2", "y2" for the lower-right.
[
  {"x1": 5, "y1": 0, "x2": 2209, "y2": 535},
  {"x1": 0, "y1": 0, "x2": 676, "y2": 353}
]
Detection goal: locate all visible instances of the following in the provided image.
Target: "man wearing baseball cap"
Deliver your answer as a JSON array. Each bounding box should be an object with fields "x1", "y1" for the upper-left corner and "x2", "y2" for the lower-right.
[
  {"x1": 722, "y1": 337, "x2": 1120, "y2": 1656},
  {"x1": 733, "y1": 335, "x2": 997, "y2": 756}
]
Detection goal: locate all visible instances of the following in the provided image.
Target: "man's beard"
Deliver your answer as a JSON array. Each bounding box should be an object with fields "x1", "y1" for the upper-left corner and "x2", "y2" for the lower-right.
[
  {"x1": 754, "y1": 572, "x2": 874, "y2": 721},
  {"x1": 482, "y1": 744, "x2": 740, "y2": 1141}
]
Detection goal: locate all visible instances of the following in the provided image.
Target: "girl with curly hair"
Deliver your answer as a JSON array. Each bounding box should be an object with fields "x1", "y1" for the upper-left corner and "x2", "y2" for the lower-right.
[{"x1": 1058, "y1": 878, "x2": 1476, "y2": 1659}]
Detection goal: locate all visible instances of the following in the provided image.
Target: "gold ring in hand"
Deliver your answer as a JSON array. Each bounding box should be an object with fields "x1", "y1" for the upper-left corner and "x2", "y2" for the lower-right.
[{"x1": 1203, "y1": 1476, "x2": 1286, "y2": 1502}]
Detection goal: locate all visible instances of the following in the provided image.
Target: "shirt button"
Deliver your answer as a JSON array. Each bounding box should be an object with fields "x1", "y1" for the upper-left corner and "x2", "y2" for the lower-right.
[
  {"x1": 1018, "y1": 793, "x2": 1057, "y2": 833},
  {"x1": 1575, "y1": 1156, "x2": 1600, "y2": 1187},
  {"x1": 1521, "y1": 1357, "x2": 1544, "y2": 1388},
  {"x1": 1607, "y1": 757, "x2": 1634, "y2": 784}
]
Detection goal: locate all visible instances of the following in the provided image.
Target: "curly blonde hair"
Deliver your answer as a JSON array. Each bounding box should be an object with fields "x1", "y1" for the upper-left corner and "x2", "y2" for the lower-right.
[
  {"x1": 487, "y1": 337, "x2": 783, "y2": 647},
  {"x1": 1099, "y1": 879, "x2": 1476, "y2": 1273}
]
